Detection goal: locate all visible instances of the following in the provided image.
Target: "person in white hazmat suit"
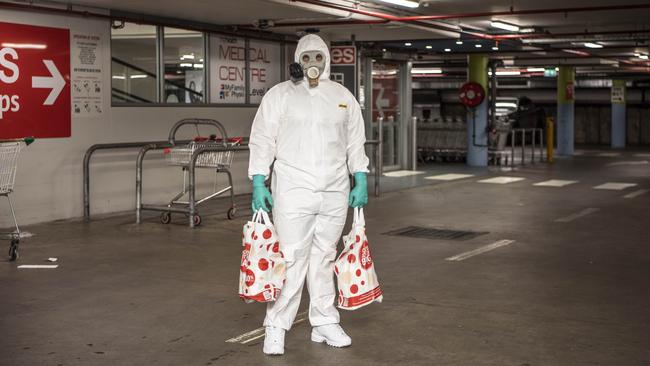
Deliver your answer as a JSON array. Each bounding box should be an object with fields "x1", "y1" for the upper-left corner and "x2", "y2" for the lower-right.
[{"x1": 248, "y1": 34, "x2": 369, "y2": 355}]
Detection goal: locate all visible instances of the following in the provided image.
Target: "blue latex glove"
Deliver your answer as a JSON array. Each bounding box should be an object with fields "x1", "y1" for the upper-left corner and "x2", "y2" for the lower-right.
[
  {"x1": 252, "y1": 175, "x2": 273, "y2": 212},
  {"x1": 349, "y1": 172, "x2": 368, "y2": 208}
]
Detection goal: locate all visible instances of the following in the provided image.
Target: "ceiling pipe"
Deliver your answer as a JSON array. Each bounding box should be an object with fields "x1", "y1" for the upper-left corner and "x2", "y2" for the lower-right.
[
  {"x1": 268, "y1": 0, "x2": 375, "y2": 20},
  {"x1": 256, "y1": 19, "x2": 390, "y2": 27},
  {"x1": 0, "y1": 0, "x2": 294, "y2": 42},
  {"x1": 392, "y1": 3, "x2": 650, "y2": 21},
  {"x1": 269, "y1": 1, "x2": 650, "y2": 42},
  {"x1": 289, "y1": 0, "x2": 467, "y2": 38}
]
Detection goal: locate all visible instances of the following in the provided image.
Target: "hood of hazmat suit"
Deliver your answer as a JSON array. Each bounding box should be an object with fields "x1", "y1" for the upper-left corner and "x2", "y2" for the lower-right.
[
  {"x1": 295, "y1": 34, "x2": 331, "y2": 87},
  {"x1": 248, "y1": 34, "x2": 370, "y2": 331}
]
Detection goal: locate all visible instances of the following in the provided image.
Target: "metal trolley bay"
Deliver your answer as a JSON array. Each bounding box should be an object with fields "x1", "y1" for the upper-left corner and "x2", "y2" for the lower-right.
[
  {"x1": 163, "y1": 136, "x2": 241, "y2": 225},
  {"x1": 136, "y1": 119, "x2": 243, "y2": 227}
]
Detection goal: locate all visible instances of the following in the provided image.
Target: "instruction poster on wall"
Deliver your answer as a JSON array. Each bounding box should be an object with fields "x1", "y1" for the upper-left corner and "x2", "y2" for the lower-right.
[
  {"x1": 210, "y1": 36, "x2": 246, "y2": 104},
  {"x1": 71, "y1": 33, "x2": 103, "y2": 117}
]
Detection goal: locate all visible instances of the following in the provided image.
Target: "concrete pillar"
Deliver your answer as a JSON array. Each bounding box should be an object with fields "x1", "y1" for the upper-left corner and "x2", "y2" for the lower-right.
[
  {"x1": 467, "y1": 54, "x2": 488, "y2": 167},
  {"x1": 556, "y1": 66, "x2": 575, "y2": 156},
  {"x1": 611, "y1": 79, "x2": 626, "y2": 148}
]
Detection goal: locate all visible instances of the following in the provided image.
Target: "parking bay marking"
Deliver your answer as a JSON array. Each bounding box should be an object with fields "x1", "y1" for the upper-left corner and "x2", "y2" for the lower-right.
[
  {"x1": 446, "y1": 240, "x2": 515, "y2": 262},
  {"x1": 17, "y1": 264, "x2": 58, "y2": 269},
  {"x1": 554, "y1": 208, "x2": 600, "y2": 223},
  {"x1": 623, "y1": 189, "x2": 649, "y2": 199},
  {"x1": 226, "y1": 311, "x2": 308, "y2": 344}
]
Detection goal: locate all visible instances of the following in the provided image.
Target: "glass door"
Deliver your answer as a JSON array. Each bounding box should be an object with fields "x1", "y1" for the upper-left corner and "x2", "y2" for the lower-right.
[{"x1": 371, "y1": 60, "x2": 402, "y2": 170}]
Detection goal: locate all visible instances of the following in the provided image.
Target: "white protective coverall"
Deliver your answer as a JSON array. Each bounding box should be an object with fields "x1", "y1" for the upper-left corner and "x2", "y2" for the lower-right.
[{"x1": 248, "y1": 34, "x2": 369, "y2": 330}]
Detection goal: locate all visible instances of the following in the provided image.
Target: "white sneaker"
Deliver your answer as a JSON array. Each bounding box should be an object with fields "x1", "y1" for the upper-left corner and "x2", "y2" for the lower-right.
[
  {"x1": 311, "y1": 324, "x2": 352, "y2": 348},
  {"x1": 263, "y1": 326, "x2": 285, "y2": 355}
]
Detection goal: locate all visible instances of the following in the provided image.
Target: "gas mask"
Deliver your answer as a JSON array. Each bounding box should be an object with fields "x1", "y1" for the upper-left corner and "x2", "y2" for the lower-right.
[{"x1": 290, "y1": 50, "x2": 326, "y2": 88}]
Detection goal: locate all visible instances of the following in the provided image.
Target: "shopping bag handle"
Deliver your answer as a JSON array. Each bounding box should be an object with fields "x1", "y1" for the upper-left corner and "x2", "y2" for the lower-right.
[
  {"x1": 252, "y1": 209, "x2": 272, "y2": 225},
  {"x1": 353, "y1": 207, "x2": 365, "y2": 227}
]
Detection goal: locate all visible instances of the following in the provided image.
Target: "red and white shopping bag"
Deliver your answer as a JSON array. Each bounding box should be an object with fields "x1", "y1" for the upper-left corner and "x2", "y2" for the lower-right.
[
  {"x1": 239, "y1": 210, "x2": 286, "y2": 303},
  {"x1": 335, "y1": 208, "x2": 383, "y2": 310}
]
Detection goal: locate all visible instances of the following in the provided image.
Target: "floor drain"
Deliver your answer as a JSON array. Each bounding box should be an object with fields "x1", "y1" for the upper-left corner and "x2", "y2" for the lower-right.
[{"x1": 383, "y1": 226, "x2": 488, "y2": 241}]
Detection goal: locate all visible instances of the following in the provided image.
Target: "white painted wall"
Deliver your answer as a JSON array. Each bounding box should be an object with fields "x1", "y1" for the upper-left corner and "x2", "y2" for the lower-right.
[{"x1": 0, "y1": 10, "x2": 255, "y2": 228}]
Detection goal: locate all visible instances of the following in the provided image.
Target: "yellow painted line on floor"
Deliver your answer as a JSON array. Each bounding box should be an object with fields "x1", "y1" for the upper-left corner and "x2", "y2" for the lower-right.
[
  {"x1": 445, "y1": 240, "x2": 515, "y2": 261},
  {"x1": 226, "y1": 311, "x2": 308, "y2": 344}
]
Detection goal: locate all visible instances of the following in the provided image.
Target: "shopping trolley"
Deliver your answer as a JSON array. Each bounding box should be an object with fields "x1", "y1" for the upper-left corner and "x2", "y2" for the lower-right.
[
  {"x1": 1, "y1": 137, "x2": 34, "y2": 261},
  {"x1": 161, "y1": 121, "x2": 240, "y2": 226}
]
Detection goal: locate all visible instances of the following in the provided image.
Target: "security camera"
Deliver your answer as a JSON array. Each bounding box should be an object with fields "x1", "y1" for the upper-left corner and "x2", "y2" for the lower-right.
[
  {"x1": 254, "y1": 19, "x2": 275, "y2": 29},
  {"x1": 111, "y1": 20, "x2": 125, "y2": 30}
]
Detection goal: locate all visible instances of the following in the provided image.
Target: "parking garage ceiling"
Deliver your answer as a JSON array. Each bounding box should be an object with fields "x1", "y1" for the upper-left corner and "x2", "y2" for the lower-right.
[{"x1": 11, "y1": 0, "x2": 650, "y2": 77}]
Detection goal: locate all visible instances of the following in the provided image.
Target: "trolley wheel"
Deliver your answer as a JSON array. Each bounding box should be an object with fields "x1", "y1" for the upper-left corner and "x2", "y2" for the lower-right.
[
  {"x1": 227, "y1": 207, "x2": 237, "y2": 220},
  {"x1": 193, "y1": 214, "x2": 202, "y2": 226},
  {"x1": 8, "y1": 239, "x2": 19, "y2": 261},
  {"x1": 160, "y1": 212, "x2": 172, "y2": 224}
]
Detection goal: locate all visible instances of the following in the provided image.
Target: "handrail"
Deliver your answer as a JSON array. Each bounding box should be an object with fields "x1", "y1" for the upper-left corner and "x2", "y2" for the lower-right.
[
  {"x1": 365, "y1": 140, "x2": 382, "y2": 197},
  {"x1": 83, "y1": 140, "x2": 191, "y2": 221},
  {"x1": 509, "y1": 128, "x2": 545, "y2": 166},
  {"x1": 111, "y1": 87, "x2": 154, "y2": 103},
  {"x1": 111, "y1": 57, "x2": 204, "y2": 98},
  {"x1": 168, "y1": 119, "x2": 229, "y2": 145}
]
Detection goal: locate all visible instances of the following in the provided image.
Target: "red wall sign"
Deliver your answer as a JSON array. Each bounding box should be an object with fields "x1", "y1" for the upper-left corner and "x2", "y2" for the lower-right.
[
  {"x1": 330, "y1": 46, "x2": 356, "y2": 65},
  {"x1": 0, "y1": 21, "x2": 70, "y2": 139}
]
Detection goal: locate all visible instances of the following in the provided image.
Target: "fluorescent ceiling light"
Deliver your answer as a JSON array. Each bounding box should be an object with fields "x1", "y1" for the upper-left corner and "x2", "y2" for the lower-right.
[
  {"x1": 475, "y1": 44, "x2": 482, "y2": 48},
  {"x1": 404, "y1": 42, "x2": 412, "y2": 46},
  {"x1": 526, "y1": 67, "x2": 545, "y2": 72},
  {"x1": 111, "y1": 75, "x2": 126, "y2": 80},
  {"x1": 180, "y1": 54, "x2": 195, "y2": 60},
  {"x1": 492, "y1": 46, "x2": 499, "y2": 50},
  {"x1": 372, "y1": 70, "x2": 398, "y2": 76},
  {"x1": 193, "y1": 63, "x2": 204, "y2": 68},
  {"x1": 640, "y1": 54, "x2": 649, "y2": 60},
  {"x1": 382, "y1": 48, "x2": 387, "y2": 52},
  {"x1": 411, "y1": 68, "x2": 442, "y2": 74},
  {"x1": 490, "y1": 21, "x2": 520, "y2": 32},
  {"x1": 584, "y1": 42, "x2": 603, "y2": 49},
  {"x1": 519, "y1": 28, "x2": 535, "y2": 33},
  {"x1": 1, "y1": 42, "x2": 46, "y2": 49},
  {"x1": 130, "y1": 74, "x2": 147, "y2": 79},
  {"x1": 496, "y1": 102, "x2": 518, "y2": 108},
  {"x1": 444, "y1": 48, "x2": 451, "y2": 52},
  {"x1": 563, "y1": 49, "x2": 591, "y2": 56},
  {"x1": 456, "y1": 40, "x2": 463, "y2": 45},
  {"x1": 379, "y1": 0, "x2": 419, "y2": 8},
  {"x1": 179, "y1": 63, "x2": 193, "y2": 67},
  {"x1": 495, "y1": 70, "x2": 521, "y2": 76},
  {"x1": 426, "y1": 45, "x2": 432, "y2": 49}
]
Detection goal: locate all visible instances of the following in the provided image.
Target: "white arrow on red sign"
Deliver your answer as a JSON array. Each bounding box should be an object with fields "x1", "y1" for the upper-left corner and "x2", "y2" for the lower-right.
[{"x1": 31, "y1": 60, "x2": 65, "y2": 105}]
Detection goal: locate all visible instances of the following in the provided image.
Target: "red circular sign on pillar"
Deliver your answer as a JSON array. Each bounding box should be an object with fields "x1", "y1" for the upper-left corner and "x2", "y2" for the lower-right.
[{"x1": 458, "y1": 81, "x2": 485, "y2": 109}]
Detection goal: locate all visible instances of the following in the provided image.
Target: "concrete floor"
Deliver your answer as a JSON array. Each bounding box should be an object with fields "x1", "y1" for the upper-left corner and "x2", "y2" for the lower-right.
[{"x1": 2, "y1": 148, "x2": 650, "y2": 366}]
